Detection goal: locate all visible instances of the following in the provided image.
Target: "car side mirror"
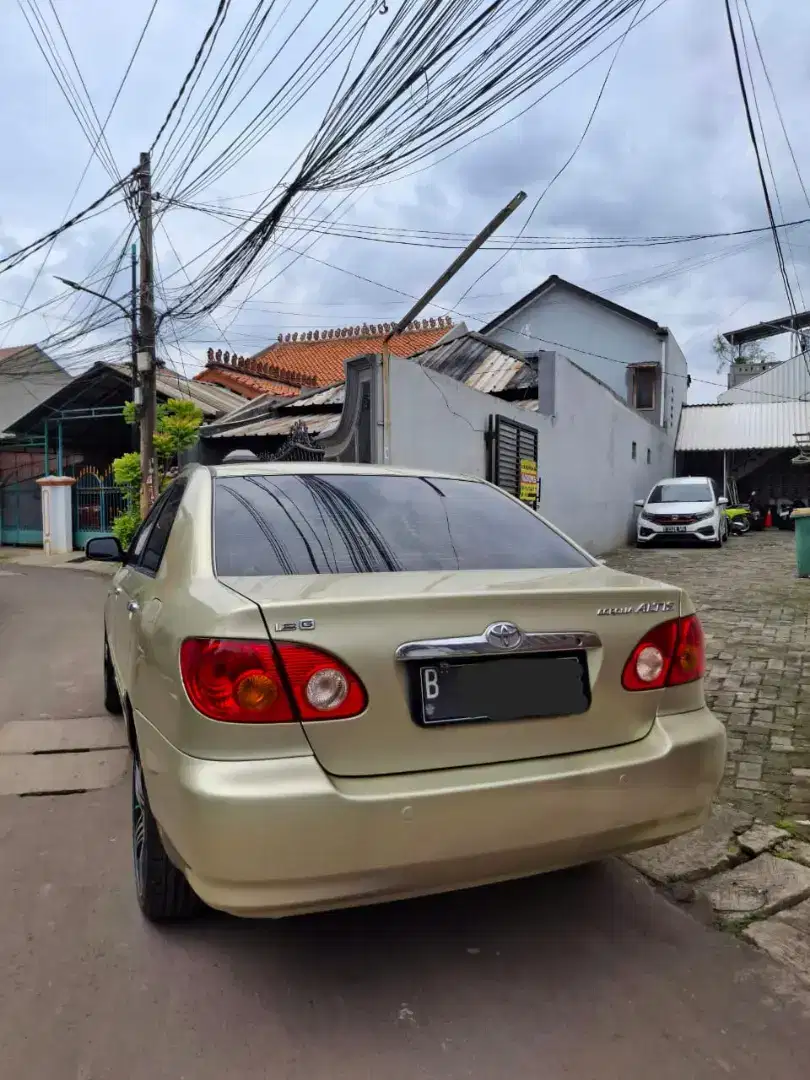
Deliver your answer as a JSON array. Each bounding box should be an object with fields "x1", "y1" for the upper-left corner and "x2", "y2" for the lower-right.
[
  {"x1": 718, "y1": 497, "x2": 729, "y2": 506},
  {"x1": 85, "y1": 536, "x2": 124, "y2": 562},
  {"x1": 634, "y1": 499, "x2": 645, "y2": 508}
]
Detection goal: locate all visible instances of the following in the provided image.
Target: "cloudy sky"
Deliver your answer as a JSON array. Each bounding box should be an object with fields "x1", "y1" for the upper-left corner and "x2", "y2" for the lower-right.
[{"x1": 1, "y1": 0, "x2": 808, "y2": 404}]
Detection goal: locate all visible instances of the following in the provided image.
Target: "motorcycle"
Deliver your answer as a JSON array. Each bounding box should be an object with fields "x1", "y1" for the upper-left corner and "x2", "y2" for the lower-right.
[
  {"x1": 724, "y1": 502, "x2": 752, "y2": 536},
  {"x1": 775, "y1": 498, "x2": 806, "y2": 531},
  {"x1": 723, "y1": 479, "x2": 752, "y2": 536}
]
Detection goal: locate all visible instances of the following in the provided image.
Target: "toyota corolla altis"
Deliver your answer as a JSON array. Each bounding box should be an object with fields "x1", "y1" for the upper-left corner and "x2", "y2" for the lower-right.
[{"x1": 88, "y1": 463, "x2": 726, "y2": 922}]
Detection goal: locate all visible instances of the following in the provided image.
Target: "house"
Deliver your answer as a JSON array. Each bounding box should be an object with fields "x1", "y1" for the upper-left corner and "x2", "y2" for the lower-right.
[
  {"x1": 718, "y1": 308, "x2": 810, "y2": 395},
  {"x1": 718, "y1": 348, "x2": 810, "y2": 405},
  {"x1": 0, "y1": 345, "x2": 71, "y2": 483},
  {"x1": 2, "y1": 360, "x2": 242, "y2": 548},
  {"x1": 0, "y1": 344, "x2": 70, "y2": 433},
  {"x1": 195, "y1": 317, "x2": 456, "y2": 399},
  {"x1": 479, "y1": 275, "x2": 688, "y2": 434},
  {"x1": 200, "y1": 329, "x2": 678, "y2": 554}
]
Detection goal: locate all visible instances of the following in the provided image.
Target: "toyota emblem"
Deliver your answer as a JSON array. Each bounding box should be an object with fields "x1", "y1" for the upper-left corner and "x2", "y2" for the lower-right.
[{"x1": 485, "y1": 622, "x2": 523, "y2": 650}]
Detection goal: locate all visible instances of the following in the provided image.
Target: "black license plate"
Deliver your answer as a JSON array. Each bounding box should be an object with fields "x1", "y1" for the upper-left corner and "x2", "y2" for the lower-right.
[
  {"x1": 417, "y1": 654, "x2": 590, "y2": 726},
  {"x1": 663, "y1": 525, "x2": 688, "y2": 534}
]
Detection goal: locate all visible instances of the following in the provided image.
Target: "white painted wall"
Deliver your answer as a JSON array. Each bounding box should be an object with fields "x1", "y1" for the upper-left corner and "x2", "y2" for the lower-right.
[
  {"x1": 484, "y1": 284, "x2": 687, "y2": 435},
  {"x1": 718, "y1": 352, "x2": 809, "y2": 404},
  {"x1": 388, "y1": 353, "x2": 675, "y2": 555}
]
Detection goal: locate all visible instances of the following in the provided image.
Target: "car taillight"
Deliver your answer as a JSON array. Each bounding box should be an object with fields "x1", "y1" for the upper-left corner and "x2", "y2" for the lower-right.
[
  {"x1": 621, "y1": 615, "x2": 705, "y2": 692},
  {"x1": 179, "y1": 639, "x2": 367, "y2": 723}
]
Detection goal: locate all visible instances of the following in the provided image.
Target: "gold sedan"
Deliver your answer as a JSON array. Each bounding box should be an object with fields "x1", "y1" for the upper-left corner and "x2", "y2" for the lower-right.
[{"x1": 87, "y1": 463, "x2": 726, "y2": 922}]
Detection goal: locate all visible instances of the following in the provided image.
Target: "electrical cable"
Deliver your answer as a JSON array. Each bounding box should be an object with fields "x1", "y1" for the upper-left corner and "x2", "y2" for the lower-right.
[
  {"x1": 0, "y1": 180, "x2": 130, "y2": 275},
  {"x1": 3, "y1": 0, "x2": 160, "y2": 344},
  {"x1": 723, "y1": 0, "x2": 796, "y2": 319},
  {"x1": 149, "y1": 0, "x2": 233, "y2": 155},
  {"x1": 162, "y1": 1, "x2": 660, "y2": 321},
  {"x1": 457, "y1": 0, "x2": 647, "y2": 304}
]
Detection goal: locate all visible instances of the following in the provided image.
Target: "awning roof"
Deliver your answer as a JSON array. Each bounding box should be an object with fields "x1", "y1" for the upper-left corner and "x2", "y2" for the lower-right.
[
  {"x1": 676, "y1": 401, "x2": 810, "y2": 452},
  {"x1": 722, "y1": 309, "x2": 810, "y2": 346}
]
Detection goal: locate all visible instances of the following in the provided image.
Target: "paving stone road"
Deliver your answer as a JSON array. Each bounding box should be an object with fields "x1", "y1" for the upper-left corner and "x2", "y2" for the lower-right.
[{"x1": 609, "y1": 531, "x2": 810, "y2": 822}]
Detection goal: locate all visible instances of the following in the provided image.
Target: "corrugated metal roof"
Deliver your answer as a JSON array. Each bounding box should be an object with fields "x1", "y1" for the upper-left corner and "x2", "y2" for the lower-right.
[
  {"x1": 676, "y1": 401, "x2": 810, "y2": 451},
  {"x1": 206, "y1": 412, "x2": 339, "y2": 439},
  {"x1": 107, "y1": 362, "x2": 243, "y2": 416},
  {"x1": 413, "y1": 332, "x2": 535, "y2": 393},
  {"x1": 154, "y1": 368, "x2": 244, "y2": 415},
  {"x1": 718, "y1": 352, "x2": 810, "y2": 405},
  {"x1": 289, "y1": 383, "x2": 345, "y2": 407}
]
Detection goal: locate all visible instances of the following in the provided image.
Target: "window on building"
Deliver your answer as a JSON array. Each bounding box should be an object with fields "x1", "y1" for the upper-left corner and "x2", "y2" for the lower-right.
[
  {"x1": 632, "y1": 366, "x2": 657, "y2": 411},
  {"x1": 632, "y1": 441, "x2": 637, "y2": 461}
]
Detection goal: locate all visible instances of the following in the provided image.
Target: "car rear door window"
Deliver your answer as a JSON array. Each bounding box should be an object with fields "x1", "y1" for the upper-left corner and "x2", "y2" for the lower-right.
[
  {"x1": 214, "y1": 473, "x2": 590, "y2": 576},
  {"x1": 135, "y1": 479, "x2": 187, "y2": 575}
]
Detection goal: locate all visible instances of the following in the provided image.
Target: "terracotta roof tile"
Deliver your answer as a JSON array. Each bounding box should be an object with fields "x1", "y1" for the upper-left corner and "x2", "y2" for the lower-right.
[
  {"x1": 253, "y1": 320, "x2": 453, "y2": 386},
  {"x1": 195, "y1": 367, "x2": 301, "y2": 400}
]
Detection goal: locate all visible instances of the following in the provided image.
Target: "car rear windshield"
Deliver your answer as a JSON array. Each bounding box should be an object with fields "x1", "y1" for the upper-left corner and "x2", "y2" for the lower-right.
[
  {"x1": 649, "y1": 482, "x2": 712, "y2": 503},
  {"x1": 214, "y1": 473, "x2": 591, "y2": 576}
]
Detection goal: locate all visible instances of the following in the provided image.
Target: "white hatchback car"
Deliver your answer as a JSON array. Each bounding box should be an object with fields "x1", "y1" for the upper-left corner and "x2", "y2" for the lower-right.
[{"x1": 635, "y1": 476, "x2": 729, "y2": 547}]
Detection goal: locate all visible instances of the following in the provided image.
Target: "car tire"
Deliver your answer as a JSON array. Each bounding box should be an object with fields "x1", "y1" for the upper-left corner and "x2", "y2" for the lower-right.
[
  {"x1": 721, "y1": 520, "x2": 729, "y2": 544},
  {"x1": 103, "y1": 637, "x2": 123, "y2": 716},
  {"x1": 132, "y1": 755, "x2": 202, "y2": 923}
]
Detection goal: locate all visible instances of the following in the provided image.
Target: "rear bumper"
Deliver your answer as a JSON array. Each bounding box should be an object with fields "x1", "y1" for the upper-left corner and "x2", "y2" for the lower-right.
[{"x1": 136, "y1": 708, "x2": 726, "y2": 917}]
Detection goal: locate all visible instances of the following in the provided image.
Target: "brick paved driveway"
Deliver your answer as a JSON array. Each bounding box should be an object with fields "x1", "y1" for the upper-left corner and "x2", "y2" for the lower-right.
[{"x1": 608, "y1": 531, "x2": 810, "y2": 822}]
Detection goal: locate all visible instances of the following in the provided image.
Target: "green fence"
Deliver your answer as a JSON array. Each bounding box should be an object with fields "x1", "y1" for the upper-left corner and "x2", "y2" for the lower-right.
[
  {"x1": 0, "y1": 479, "x2": 43, "y2": 546},
  {"x1": 70, "y1": 466, "x2": 124, "y2": 549}
]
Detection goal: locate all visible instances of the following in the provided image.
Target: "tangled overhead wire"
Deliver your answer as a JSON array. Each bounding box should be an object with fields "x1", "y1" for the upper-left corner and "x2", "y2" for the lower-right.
[
  {"x1": 0, "y1": 175, "x2": 132, "y2": 277},
  {"x1": 160, "y1": 0, "x2": 656, "y2": 321},
  {"x1": 169, "y1": 196, "x2": 810, "y2": 253}
]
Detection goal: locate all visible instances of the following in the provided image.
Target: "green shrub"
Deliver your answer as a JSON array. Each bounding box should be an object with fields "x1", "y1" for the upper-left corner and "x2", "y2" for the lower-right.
[
  {"x1": 110, "y1": 399, "x2": 204, "y2": 549},
  {"x1": 111, "y1": 507, "x2": 141, "y2": 551}
]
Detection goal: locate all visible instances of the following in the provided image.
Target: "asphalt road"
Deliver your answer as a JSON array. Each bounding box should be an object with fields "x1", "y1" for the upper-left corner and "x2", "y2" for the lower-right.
[{"x1": 1, "y1": 564, "x2": 809, "y2": 1079}]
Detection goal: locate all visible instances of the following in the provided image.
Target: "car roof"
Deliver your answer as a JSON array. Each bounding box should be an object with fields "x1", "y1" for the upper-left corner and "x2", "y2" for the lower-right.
[{"x1": 207, "y1": 461, "x2": 483, "y2": 482}]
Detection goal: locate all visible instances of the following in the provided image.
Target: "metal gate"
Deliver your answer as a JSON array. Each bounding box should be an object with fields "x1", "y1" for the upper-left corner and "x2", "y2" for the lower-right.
[
  {"x1": 261, "y1": 420, "x2": 325, "y2": 463},
  {"x1": 487, "y1": 414, "x2": 540, "y2": 510},
  {"x1": 0, "y1": 479, "x2": 43, "y2": 546},
  {"x1": 70, "y1": 466, "x2": 125, "y2": 548}
]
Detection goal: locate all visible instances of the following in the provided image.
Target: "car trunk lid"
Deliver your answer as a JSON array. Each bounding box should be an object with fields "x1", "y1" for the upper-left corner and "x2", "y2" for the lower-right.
[{"x1": 222, "y1": 566, "x2": 682, "y2": 777}]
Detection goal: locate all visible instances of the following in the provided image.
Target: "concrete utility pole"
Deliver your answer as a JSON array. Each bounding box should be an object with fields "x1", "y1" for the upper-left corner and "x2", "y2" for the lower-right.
[
  {"x1": 130, "y1": 242, "x2": 139, "y2": 451},
  {"x1": 137, "y1": 152, "x2": 157, "y2": 516},
  {"x1": 380, "y1": 190, "x2": 527, "y2": 464}
]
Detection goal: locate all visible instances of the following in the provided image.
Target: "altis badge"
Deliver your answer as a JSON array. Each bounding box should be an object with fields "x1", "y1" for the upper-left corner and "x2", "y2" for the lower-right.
[{"x1": 597, "y1": 600, "x2": 675, "y2": 617}]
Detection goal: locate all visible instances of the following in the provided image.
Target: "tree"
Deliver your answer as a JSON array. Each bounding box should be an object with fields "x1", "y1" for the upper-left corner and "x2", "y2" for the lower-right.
[
  {"x1": 712, "y1": 334, "x2": 775, "y2": 373},
  {"x1": 111, "y1": 399, "x2": 204, "y2": 548}
]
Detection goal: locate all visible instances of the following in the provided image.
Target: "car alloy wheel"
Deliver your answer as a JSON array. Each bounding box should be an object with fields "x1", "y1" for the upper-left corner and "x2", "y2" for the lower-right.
[
  {"x1": 132, "y1": 756, "x2": 148, "y2": 901},
  {"x1": 131, "y1": 755, "x2": 201, "y2": 922}
]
